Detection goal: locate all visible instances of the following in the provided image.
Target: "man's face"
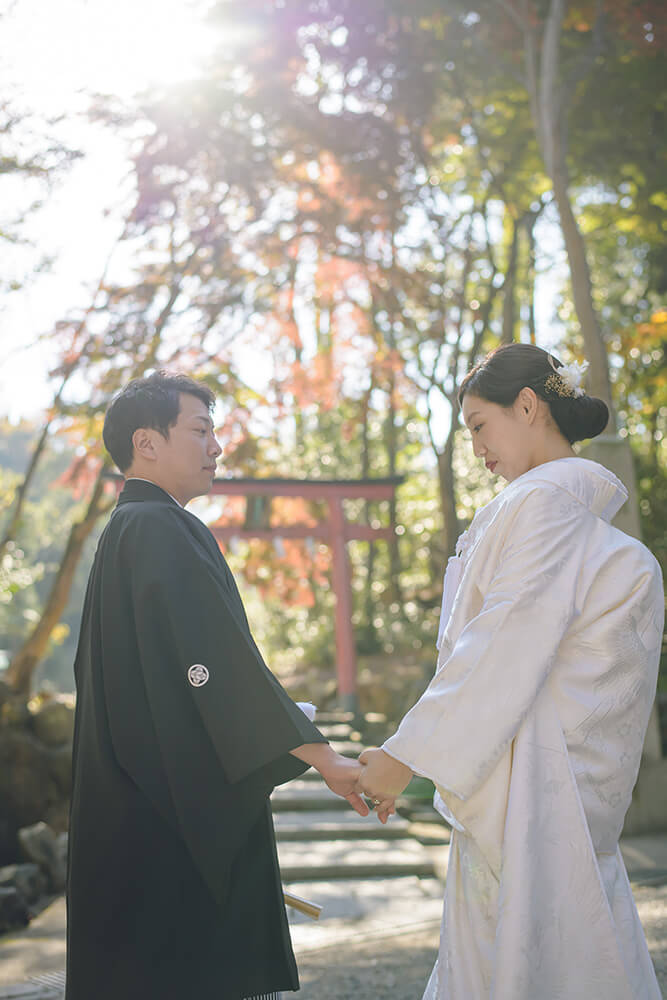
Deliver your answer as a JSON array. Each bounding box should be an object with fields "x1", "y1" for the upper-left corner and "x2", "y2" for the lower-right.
[{"x1": 146, "y1": 393, "x2": 222, "y2": 505}]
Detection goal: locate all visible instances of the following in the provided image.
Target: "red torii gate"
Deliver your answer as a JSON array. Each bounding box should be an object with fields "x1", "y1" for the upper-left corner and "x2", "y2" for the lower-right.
[{"x1": 208, "y1": 477, "x2": 403, "y2": 715}]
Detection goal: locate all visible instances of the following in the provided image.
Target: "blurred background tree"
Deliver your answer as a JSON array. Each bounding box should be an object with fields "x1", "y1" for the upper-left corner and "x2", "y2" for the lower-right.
[{"x1": 0, "y1": 0, "x2": 664, "y2": 705}]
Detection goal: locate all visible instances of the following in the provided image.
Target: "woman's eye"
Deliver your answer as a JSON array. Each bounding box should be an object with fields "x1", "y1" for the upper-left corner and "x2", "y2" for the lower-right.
[{"x1": 473, "y1": 424, "x2": 482, "y2": 433}]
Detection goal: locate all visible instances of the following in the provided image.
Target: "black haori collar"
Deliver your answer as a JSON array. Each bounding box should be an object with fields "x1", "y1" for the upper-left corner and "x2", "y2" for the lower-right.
[{"x1": 116, "y1": 478, "x2": 181, "y2": 508}]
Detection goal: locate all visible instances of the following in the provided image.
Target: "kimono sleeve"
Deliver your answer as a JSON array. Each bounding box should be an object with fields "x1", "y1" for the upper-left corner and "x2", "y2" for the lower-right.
[
  {"x1": 383, "y1": 484, "x2": 583, "y2": 800},
  {"x1": 125, "y1": 510, "x2": 327, "y2": 787}
]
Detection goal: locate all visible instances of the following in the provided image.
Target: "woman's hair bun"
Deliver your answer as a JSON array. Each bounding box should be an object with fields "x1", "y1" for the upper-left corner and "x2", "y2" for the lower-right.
[{"x1": 548, "y1": 394, "x2": 609, "y2": 445}]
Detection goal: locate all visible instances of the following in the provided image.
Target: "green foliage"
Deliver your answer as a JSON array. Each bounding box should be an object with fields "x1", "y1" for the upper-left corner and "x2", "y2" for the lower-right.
[{"x1": 0, "y1": 420, "x2": 105, "y2": 689}]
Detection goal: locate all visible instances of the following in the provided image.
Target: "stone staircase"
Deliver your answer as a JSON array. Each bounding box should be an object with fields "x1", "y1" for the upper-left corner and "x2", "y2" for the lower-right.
[
  {"x1": 0, "y1": 713, "x2": 450, "y2": 998},
  {"x1": 274, "y1": 712, "x2": 449, "y2": 952}
]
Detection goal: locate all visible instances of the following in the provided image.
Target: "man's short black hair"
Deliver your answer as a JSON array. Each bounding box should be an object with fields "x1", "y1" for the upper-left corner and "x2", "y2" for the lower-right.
[{"x1": 103, "y1": 371, "x2": 216, "y2": 472}]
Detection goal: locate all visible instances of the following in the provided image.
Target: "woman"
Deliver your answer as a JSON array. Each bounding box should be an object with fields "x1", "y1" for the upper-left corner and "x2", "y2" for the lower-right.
[{"x1": 358, "y1": 343, "x2": 664, "y2": 999}]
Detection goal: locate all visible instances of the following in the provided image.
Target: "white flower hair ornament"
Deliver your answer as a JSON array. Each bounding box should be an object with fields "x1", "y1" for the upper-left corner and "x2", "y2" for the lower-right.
[{"x1": 545, "y1": 358, "x2": 589, "y2": 399}]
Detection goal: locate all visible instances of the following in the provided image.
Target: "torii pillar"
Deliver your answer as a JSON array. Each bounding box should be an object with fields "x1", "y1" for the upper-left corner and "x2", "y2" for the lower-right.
[{"x1": 208, "y1": 477, "x2": 403, "y2": 716}]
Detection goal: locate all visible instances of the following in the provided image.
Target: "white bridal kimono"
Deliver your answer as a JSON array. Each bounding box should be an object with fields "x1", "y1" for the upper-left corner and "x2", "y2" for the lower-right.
[{"x1": 383, "y1": 458, "x2": 664, "y2": 1000}]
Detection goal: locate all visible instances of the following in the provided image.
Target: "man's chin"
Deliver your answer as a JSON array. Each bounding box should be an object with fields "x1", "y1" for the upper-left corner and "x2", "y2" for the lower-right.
[{"x1": 194, "y1": 473, "x2": 216, "y2": 498}]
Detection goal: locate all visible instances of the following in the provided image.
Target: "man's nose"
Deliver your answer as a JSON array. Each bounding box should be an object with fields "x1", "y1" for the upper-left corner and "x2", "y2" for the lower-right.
[{"x1": 209, "y1": 435, "x2": 223, "y2": 457}]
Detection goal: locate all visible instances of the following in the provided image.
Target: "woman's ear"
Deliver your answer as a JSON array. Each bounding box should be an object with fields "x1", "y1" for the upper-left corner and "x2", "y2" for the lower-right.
[{"x1": 517, "y1": 387, "x2": 538, "y2": 423}]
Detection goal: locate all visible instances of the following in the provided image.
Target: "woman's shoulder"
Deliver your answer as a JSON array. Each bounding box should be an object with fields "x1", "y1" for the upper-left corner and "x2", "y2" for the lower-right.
[
  {"x1": 469, "y1": 473, "x2": 564, "y2": 529},
  {"x1": 462, "y1": 473, "x2": 585, "y2": 560},
  {"x1": 474, "y1": 457, "x2": 628, "y2": 524}
]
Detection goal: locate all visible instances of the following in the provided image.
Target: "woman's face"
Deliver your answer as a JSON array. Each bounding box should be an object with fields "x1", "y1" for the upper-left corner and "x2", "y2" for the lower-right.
[{"x1": 461, "y1": 391, "x2": 537, "y2": 483}]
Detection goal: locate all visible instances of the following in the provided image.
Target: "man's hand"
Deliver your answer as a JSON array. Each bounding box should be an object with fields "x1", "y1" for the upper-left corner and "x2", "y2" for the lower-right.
[
  {"x1": 357, "y1": 747, "x2": 412, "y2": 805},
  {"x1": 290, "y1": 743, "x2": 369, "y2": 816},
  {"x1": 324, "y1": 756, "x2": 396, "y2": 824},
  {"x1": 320, "y1": 754, "x2": 371, "y2": 818}
]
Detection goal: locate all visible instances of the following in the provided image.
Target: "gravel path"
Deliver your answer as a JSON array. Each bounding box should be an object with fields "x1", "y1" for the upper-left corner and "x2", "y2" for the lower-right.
[
  {"x1": 636, "y1": 882, "x2": 667, "y2": 996},
  {"x1": 296, "y1": 925, "x2": 439, "y2": 1000},
  {"x1": 296, "y1": 883, "x2": 667, "y2": 999}
]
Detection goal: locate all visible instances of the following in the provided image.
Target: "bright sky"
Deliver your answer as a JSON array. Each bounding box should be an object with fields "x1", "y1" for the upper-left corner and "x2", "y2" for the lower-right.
[
  {"x1": 0, "y1": 0, "x2": 219, "y2": 421},
  {"x1": 3, "y1": 0, "x2": 215, "y2": 107},
  {"x1": 0, "y1": 0, "x2": 568, "y2": 427}
]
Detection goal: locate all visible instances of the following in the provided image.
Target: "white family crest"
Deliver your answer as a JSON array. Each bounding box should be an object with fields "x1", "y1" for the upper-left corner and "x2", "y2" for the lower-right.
[{"x1": 187, "y1": 663, "x2": 209, "y2": 687}]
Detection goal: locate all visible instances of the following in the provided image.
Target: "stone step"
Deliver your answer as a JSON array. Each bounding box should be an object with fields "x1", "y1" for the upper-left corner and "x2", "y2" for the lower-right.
[
  {"x1": 295, "y1": 766, "x2": 330, "y2": 782},
  {"x1": 284, "y1": 875, "x2": 445, "y2": 951},
  {"x1": 328, "y1": 739, "x2": 364, "y2": 757},
  {"x1": 277, "y1": 838, "x2": 436, "y2": 881},
  {"x1": 0, "y1": 988, "x2": 57, "y2": 999},
  {"x1": 408, "y1": 821, "x2": 451, "y2": 846},
  {"x1": 396, "y1": 803, "x2": 450, "y2": 827},
  {"x1": 272, "y1": 782, "x2": 350, "y2": 812},
  {"x1": 311, "y1": 711, "x2": 356, "y2": 726},
  {"x1": 273, "y1": 810, "x2": 410, "y2": 841},
  {"x1": 315, "y1": 723, "x2": 356, "y2": 740}
]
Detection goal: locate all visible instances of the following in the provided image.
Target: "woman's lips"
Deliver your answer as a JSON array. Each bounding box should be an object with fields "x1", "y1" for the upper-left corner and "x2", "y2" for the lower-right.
[{"x1": 485, "y1": 460, "x2": 497, "y2": 472}]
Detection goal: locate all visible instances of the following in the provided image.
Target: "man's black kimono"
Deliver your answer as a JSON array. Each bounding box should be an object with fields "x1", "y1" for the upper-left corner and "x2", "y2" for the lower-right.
[{"x1": 66, "y1": 479, "x2": 327, "y2": 1000}]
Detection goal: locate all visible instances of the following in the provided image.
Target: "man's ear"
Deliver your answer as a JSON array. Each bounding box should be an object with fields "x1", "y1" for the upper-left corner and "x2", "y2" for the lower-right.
[{"x1": 131, "y1": 427, "x2": 157, "y2": 463}]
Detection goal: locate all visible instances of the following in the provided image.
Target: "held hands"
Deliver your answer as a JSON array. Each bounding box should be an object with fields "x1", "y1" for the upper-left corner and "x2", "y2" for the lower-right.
[
  {"x1": 318, "y1": 750, "x2": 396, "y2": 824},
  {"x1": 356, "y1": 748, "x2": 412, "y2": 824},
  {"x1": 325, "y1": 747, "x2": 413, "y2": 824},
  {"x1": 319, "y1": 752, "x2": 370, "y2": 818},
  {"x1": 296, "y1": 742, "x2": 410, "y2": 824}
]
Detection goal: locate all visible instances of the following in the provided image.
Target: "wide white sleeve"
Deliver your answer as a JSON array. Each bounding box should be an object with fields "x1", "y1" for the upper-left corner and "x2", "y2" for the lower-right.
[{"x1": 383, "y1": 485, "x2": 584, "y2": 800}]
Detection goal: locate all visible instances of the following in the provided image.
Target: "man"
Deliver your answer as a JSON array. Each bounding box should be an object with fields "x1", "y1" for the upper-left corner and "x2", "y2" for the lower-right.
[{"x1": 66, "y1": 372, "x2": 369, "y2": 1000}]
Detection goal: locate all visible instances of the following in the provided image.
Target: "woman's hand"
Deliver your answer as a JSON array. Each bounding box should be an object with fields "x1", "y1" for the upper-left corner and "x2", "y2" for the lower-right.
[{"x1": 357, "y1": 747, "x2": 413, "y2": 805}]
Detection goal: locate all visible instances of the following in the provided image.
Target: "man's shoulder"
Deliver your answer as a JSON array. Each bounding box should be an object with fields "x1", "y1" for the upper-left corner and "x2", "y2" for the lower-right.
[
  {"x1": 108, "y1": 500, "x2": 195, "y2": 552},
  {"x1": 111, "y1": 498, "x2": 185, "y2": 530},
  {"x1": 114, "y1": 500, "x2": 220, "y2": 560}
]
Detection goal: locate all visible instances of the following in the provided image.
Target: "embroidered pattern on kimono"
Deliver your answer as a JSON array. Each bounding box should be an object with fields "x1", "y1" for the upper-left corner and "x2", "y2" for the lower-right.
[{"x1": 383, "y1": 458, "x2": 664, "y2": 1000}]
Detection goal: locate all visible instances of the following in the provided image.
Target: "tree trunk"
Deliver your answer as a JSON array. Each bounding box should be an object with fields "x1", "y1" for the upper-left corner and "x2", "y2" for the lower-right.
[
  {"x1": 0, "y1": 361, "x2": 82, "y2": 565},
  {"x1": 0, "y1": 420, "x2": 52, "y2": 565},
  {"x1": 437, "y1": 430, "x2": 459, "y2": 559},
  {"x1": 501, "y1": 216, "x2": 520, "y2": 345},
  {"x1": 550, "y1": 165, "x2": 614, "y2": 418},
  {"x1": 533, "y1": 0, "x2": 661, "y2": 764},
  {"x1": 5, "y1": 468, "x2": 113, "y2": 695},
  {"x1": 360, "y1": 385, "x2": 378, "y2": 648},
  {"x1": 537, "y1": 0, "x2": 614, "y2": 420},
  {"x1": 527, "y1": 221, "x2": 537, "y2": 345},
  {"x1": 384, "y1": 369, "x2": 403, "y2": 603}
]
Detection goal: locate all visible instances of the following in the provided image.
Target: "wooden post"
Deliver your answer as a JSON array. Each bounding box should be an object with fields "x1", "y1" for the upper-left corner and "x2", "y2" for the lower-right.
[{"x1": 328, "y1": 497, "x2": 358, "y2": 716}]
